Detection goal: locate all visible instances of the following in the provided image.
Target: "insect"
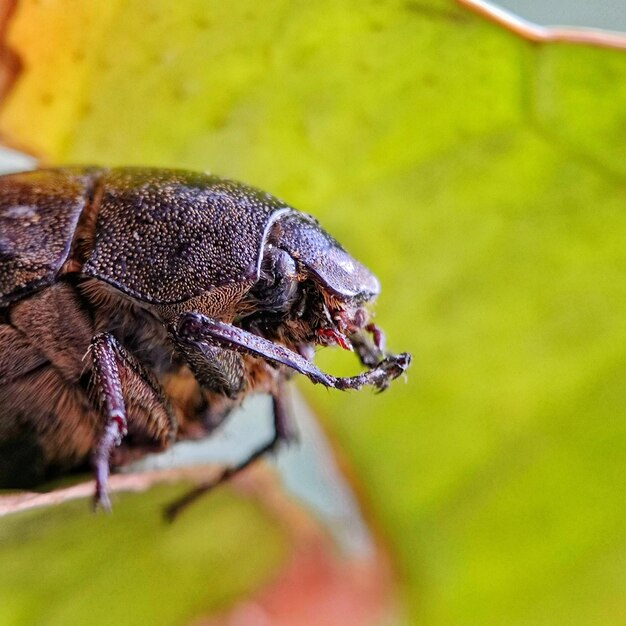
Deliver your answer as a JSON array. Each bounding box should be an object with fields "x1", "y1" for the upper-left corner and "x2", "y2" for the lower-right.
[{"x1": 0, "y1": 167, "x2": 410, "y2": 515}]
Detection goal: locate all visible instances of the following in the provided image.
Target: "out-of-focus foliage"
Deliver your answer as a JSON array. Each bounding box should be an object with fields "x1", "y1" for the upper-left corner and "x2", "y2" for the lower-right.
[
  {"x1": 0, "y1": 486, "x2": 286, "y2": 625},
  {"x1": 1, "y1": 1, "x2": 625, "y2": 624}
]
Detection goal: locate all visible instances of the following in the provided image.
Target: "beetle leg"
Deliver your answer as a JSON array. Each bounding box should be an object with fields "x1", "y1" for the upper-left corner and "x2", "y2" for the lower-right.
[
  {"x1": 89, "y1": 334, "x2": 127, "y2": 511},
  {"x1": 165, "y1": 379, "x2": 296, "y2": 520},
  {"x1": 366, "y1": 323, "x2": 386, "y2": 354},
  {"x1": 174, "y1": 313, "x2": 411, "y2": 392},
  {"x1": 170, "y1": 334, "x2": 246, "y2": 399},
  {"x1": 349, "y1": 331, "x2": 385, "y2": 368},
  {"x1": 89, "y1": 332, "x2": 176, "y2": 510}
]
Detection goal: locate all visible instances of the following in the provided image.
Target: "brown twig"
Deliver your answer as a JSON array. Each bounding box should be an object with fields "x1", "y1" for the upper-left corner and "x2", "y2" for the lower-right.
[{"x1": 0, "y1": 465, "x2": 226, "y2": 517}]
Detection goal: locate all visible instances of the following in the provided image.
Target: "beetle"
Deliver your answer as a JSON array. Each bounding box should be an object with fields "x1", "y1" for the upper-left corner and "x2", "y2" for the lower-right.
[{"x1": 0, "y1": 167, "x2": 410, "y2": 514}]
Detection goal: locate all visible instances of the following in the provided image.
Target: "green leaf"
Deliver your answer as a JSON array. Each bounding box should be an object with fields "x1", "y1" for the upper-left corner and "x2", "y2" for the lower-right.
[
  {"x1": 0, "y1": 486, "x2": 286, "y2": 625},
  {"x1": 2, "y1": 1, "x2": 625, "y2": 624}
]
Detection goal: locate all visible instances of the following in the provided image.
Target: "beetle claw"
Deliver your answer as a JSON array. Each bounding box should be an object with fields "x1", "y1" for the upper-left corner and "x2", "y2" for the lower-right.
[
  {"x1": 93, "y1": 486, "x2": 112, "y2": 514},
  {"x1": 334, "y1": 352, "x2": 412, "y2": 392}
]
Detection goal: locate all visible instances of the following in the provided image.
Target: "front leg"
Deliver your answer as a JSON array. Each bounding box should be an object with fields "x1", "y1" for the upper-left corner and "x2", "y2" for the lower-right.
[
  {"x1": 173, "y1": 313, "x2": 411, "y2": 392},
  {"x1": 164, "y1": 312, "x2": 409, "y2": 518},
  {"x1": 169, "y1": 330, "x2": 246, "y2": 399},
  {"x1": 89, "y1": 333, "x2": 176, "y2": 510}
]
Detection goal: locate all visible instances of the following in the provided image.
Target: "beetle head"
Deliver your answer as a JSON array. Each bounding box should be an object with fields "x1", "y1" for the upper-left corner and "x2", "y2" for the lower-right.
[{"x1": 240, "y1": 212, "x2": 381, "y2": 354}]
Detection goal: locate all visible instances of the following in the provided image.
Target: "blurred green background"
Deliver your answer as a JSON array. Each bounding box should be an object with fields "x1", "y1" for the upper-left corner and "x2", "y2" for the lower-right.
[{"x1": 1, "y1": 1, "x2": 625, "y2": 624}]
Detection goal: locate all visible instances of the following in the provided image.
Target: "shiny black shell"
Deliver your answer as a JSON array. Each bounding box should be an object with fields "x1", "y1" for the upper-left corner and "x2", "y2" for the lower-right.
[
  {"x1": 0, "y1": 166, "x2": 379, "y2": 313},
  {"x1": 0, "y1": 167, "x2": 293, "y2": 307},
  {"x1": 0, "y1": 169, "x2": 93, "y2": 307}
]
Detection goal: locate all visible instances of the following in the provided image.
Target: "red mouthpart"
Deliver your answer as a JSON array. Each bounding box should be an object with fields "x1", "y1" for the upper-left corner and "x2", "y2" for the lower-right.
[{"x1": 317, "y1": 328, "x2": 353, "y2": 351}]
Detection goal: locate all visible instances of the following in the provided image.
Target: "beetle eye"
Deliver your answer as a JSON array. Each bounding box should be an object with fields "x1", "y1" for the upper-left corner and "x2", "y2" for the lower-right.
[
  {"x1": 267, "y1": 246, "x2": 297, "y2": 284},
  {"x1": 255, "y1": 246, "x2": 297, "y2": 288},
  {"x1": 248, "y1": 247, "x2": 299, "y2": 311}
]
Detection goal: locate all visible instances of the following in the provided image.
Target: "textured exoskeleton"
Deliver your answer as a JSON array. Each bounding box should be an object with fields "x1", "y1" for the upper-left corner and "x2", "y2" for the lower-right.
[{"x1": 0, "y1": 167, "x2": 410, "y2": 513}]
